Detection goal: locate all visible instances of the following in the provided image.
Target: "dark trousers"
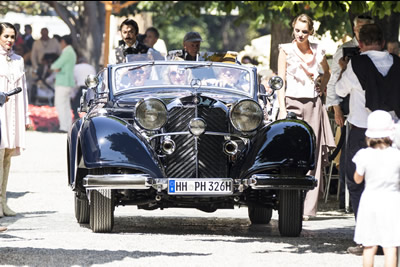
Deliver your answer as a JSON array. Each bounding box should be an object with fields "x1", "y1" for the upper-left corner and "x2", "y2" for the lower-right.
[
  {"x1": 345, "y1": 126, "x2": 367, "y2": 220},
  {"x1": 339, "y1": 135, "x2": 346, "y2": 209}
]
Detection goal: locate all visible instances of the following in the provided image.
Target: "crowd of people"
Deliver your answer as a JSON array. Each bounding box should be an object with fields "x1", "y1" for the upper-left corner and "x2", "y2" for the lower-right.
[{"x1": 1, "y1": 14, "x2": 400, "y2": 265}]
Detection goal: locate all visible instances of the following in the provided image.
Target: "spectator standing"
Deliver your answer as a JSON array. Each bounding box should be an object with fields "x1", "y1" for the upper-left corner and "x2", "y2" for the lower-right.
[
  {"x1": 72, "y1": 57, "x2": 96, "y2": 120},
  {"x1": 335, "y1": 23, "x2": 400, "y2": 255},
  {"x1": 12, "y1": 24, "x2": 24, "y2": 49},
  {"x1": 144, "y1": 27, "x2": 159, "y2": 49},
  {"x1": 326, "y1": 15, "x2": 374, "y2": 211},
  {"x1": 30, "y1": 28, "x2": 61, "y2": 71},
  {"x1": 50, "y1": 35, "x2": 77, "y2": 133},
  {"x1": 0, "y1": 22, "x2": 30, "y2": 217},
  {"x1": 180, "y1": 32, "x2": 202, "y2": 61},
  {"x1": 387, "y1": 41, "x2": 400, "y2": 56},
  {"x1": 277, "y1": 14, "x2": 335, "y2": 220},
  {"x1": 352, "y1": 110, "x2": 400, "y2": 267},
  {"x1": 114, "y1": 19, "x2": 149, "y2": 64},
  {"x1": 23, "y1": 24, "x2": 34, "y2": 51}
]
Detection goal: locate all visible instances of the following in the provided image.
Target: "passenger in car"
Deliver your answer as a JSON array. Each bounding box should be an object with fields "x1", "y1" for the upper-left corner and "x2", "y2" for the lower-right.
[
  {"x1": 166, "y1": 66, "x2": 188, "y2": 85},
  {"x1": 178, "y1": 32, "x2": 203, "y2": 61}
]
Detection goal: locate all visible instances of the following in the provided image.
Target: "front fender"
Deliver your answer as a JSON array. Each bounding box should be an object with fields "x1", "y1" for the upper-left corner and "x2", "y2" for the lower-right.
[
  {"x1": 80, "y1": 116, "x2": 165, "y2": 178},
  {"x1": 68, "y1": 118, "x2": 83, "y2": 187},
  {"x1": 235, "y1": 119, "x2": 315, "y2": 179}
]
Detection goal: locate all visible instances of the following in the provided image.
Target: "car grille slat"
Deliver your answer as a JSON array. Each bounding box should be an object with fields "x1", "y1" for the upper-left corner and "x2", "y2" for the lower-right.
[{"x1": 165, "y1": 106, "x2": 228, "y2": 178}]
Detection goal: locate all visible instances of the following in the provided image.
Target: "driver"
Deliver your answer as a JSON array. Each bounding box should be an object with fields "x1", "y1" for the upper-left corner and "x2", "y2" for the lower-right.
[
  {"x1": 118, "y1": 66, "x2": 151, "y2": 89},
  {"x1": 205, "y1": 66, "x2": 249, "y2": 92}
]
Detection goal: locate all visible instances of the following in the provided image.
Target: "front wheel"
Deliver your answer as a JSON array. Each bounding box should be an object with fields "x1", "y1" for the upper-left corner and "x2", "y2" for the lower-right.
[
  {"x1": 278, "y1": 190, "x2": 304, "y2": 237},
  {"x1": 248, "y1": 205, "x2": 273, "y2": 224},
  {"x1": 74, "y1": 193, "x2": 89, "y2": 223},
  {"x1": 89, "y1": 189, "x2": 114, "y2": 233}
]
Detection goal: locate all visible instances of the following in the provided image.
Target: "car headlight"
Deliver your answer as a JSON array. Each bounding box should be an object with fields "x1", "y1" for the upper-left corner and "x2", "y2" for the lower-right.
[
  {"x1": 230, "y1": 99, "x2": 263, "y2": 132},
  {"x1": 135, "y1": 99, "x2": 167, "y2": 130}
]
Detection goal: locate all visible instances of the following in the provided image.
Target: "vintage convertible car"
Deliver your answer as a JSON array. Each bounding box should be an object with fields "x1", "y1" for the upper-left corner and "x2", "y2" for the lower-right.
[{"x1": 67, "y1": 53, "x2": 316, "y2": 236}]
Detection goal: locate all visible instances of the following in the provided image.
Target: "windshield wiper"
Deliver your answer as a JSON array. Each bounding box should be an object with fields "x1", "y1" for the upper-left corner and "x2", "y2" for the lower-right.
[
  {"x1": 127, "y1": 62, "x2": 155, "y2": 71},
  {"x1": 185, "y1": 62, "x2": 213, "y2": 70}
]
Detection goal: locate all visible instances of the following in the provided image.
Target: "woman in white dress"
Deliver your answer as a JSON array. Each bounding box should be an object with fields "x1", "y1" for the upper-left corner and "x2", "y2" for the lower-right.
[
  {"x1": 0, "y1": 22, "x2": 30, "y2": 217},
  {"x1": 353, "y1": 110, "x2": 400, "y2": 267}
]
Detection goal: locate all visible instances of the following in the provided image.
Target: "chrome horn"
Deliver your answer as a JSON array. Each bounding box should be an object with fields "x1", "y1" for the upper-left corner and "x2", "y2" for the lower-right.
[
  {"x1": 223, "y1": 140, "x2": 238, "y2": 156},
  {"x1": 161, "y1": 137, "x2": 176, "y2": 155}
]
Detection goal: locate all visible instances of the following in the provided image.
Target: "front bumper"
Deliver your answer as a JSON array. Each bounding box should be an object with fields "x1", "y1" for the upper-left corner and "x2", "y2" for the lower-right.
[{"x1": 82, "y1": 173, "x2": 317, "y2": 193}]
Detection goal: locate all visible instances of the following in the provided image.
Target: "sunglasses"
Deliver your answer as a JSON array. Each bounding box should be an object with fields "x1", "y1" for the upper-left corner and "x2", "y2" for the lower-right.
[
  {"x1": 170, "y1": 71, "x2": 185, "y2": 77},
  {"x1": 134, "y1": 69, "x2": 145, "y2": 75},
  {"x1": 222, "y1": 71, "x2": 234, "y2": 78}
]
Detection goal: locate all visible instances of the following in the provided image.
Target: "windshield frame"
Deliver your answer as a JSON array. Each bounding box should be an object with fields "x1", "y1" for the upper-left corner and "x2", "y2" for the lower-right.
[{"x1": 111, "y1": 61, "x2": 256, "y2": 97}]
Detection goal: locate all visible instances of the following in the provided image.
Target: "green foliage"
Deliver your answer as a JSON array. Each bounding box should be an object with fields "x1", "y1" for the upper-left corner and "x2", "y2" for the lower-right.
[{"x1": 0, "y1": 1, "x2": 45, "y2": 15}]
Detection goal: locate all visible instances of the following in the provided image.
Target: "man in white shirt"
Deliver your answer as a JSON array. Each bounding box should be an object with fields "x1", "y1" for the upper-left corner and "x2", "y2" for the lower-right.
[
  {"x1": 327, "y1": 15, "x2": 374, "y2": 126},
  {"x1": 335, "y1": 23, "x2": 399, "y2": 255},
  {"x1": 72, "y1": 57, "x2": 96, "y2": 120},
  {"x1": 325, "y1": 15, "x2": 374, "y2": 216},
  {"x1": 30, "y1": 28, "x2": 61, "y2": 71}
]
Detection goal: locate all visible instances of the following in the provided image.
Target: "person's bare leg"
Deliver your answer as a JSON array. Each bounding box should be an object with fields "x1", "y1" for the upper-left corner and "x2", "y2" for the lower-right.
[
  {"x1": 363, "y1": 246, "x2": 378, "y2": 267},
  {"x1": 382, "y1": 247, "x2": 397, "y2": 267}
]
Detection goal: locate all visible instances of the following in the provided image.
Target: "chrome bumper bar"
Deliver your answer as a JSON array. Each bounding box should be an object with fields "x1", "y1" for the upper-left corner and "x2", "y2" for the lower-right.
[
  {"x1": 83, "y1": 174, "x2": 152, "y2": 189},
  {"x1": 83, "y1": 173, "x2": 316, "y2": 191},
  {"x1": 247, "y1": 174, "x2": 317, "y2": 190}
]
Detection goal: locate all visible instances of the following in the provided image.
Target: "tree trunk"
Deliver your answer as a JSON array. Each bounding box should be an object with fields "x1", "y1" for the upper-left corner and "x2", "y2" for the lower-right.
[
  {"x1": 46, "y1": 1, "x2": 105, "y2": 71},
  {"x1": 270, "y1": 21, "x2": 292, "y2": 73},
  {"x1": 374, "y1": 13, "x2": 400, "y2": 43},
  {"x1": 80, "y1": 2, "x2": 105, "y2": 71}
]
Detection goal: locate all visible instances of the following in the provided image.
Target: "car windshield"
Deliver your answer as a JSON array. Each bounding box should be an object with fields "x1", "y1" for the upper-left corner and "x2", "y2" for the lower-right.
[{"x1": 113, "y1": 62, "x2": 253, "y2": 95}]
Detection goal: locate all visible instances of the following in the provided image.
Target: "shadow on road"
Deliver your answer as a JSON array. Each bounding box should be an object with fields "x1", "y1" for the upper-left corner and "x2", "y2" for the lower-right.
[
  {"x1": 0, "y1": 247, "x2": 211, "y2": 266},
  {"x1": 8, "y1": 191, "x2": 30, "y2": 199},
  {"x1": 78, "y1": 215, "x2": 355, "y2": 255}
]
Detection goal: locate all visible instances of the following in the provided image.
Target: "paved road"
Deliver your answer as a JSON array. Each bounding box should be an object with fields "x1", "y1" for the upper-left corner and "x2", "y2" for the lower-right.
[{"x1": 0, "y1": 131, "x2": 384, "y2": 266}]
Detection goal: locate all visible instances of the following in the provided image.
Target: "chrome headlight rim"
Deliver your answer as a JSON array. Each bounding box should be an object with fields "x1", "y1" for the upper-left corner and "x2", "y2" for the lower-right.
[
  {"x1": 135, "y1": 98, "x2": 168, "y2": 130},
  {"x1": 229, "y1": 99, "x2": 263, "y2": 132}
]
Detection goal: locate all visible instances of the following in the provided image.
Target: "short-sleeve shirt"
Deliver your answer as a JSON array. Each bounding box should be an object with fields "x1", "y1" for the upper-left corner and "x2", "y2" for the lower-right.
[
  {"x1": 279, "y1": 42, "x2": 325, "y2": 99},
  {"x1": 353, "y1": 147, "x2": 400, "y2": 193}
]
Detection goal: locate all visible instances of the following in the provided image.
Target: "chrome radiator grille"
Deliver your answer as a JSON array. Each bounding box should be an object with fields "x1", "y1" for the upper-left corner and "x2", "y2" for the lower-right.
[{"x1": 164, "y1": 106, "x2": 229, "y2": 178}]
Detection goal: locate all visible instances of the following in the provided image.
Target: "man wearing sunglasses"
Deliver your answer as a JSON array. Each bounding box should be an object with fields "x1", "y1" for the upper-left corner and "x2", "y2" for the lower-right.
[{"x1": 119, "y1": 67, "x2": 152, "y2": 88}]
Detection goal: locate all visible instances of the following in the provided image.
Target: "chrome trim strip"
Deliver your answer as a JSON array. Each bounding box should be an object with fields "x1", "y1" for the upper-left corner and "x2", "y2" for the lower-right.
[
  {"x1": 247, "y1": 174, "x2": 317, "y2": 190},
  {"x1": 149, "y1": 131, "x2": 245, "y2": 140},
  {"x1": 83, "y1": 174, "x2": 152, "y2": 189}
]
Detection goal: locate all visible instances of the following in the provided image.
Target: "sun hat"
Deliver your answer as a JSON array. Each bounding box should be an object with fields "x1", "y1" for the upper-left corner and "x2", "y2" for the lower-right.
[
  {"x1": 183, "y1": 32, "x2": 203, "y2": 42},
  {"x1": 365, "y1": 110, "x2": 394, "y2": 138}
]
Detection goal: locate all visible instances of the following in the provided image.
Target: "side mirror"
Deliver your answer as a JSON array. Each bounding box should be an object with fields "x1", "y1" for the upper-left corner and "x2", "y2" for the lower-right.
[{"x1": 268, "y1": 76, "x2": 283, "y2": 91}]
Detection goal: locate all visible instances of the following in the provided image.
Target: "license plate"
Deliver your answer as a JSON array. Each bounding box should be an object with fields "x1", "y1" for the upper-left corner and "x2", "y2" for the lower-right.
[{"x1": 168, "y1": 179, "x2": 233, "y2": 195}]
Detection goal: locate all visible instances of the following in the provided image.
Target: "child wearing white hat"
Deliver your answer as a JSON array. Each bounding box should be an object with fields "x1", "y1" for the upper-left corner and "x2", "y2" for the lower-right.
[{"x1": 352, "y1": 110, "x2": 400, "y2": 266}]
